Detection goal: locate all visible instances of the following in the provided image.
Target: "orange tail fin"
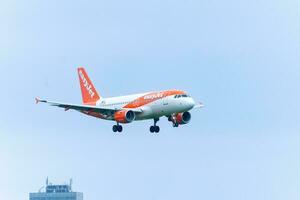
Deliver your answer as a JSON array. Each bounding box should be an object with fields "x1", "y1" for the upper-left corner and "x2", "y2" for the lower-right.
[{"x1": 77, "y1": 67, "x2": 101, "y2": 105}]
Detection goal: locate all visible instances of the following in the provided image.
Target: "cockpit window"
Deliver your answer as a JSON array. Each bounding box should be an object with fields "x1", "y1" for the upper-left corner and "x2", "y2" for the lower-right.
[{"x1": 174, "y1": 94, "x2": 190, "y2": 98}]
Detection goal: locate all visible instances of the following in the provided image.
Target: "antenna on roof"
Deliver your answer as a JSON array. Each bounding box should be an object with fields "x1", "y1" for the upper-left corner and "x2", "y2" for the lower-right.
[
  {"x1": 70, "y1": 178, "x2": 73, "y2": 191},
  {"x1": 46, "y1": 177, "x2": 49, "y2": 186}
]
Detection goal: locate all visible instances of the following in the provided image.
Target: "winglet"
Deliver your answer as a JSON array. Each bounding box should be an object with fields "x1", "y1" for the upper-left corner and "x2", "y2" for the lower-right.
[
  {"x1": 35, "y1": 97, "x2": 40, "y2": 104},
  {"x1": 35, "y1": 97, "x2": 47, "y2": 104}
]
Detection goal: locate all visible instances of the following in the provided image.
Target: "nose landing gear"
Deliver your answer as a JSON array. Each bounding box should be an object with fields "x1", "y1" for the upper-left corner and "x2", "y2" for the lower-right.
[
  {"x1": 150, "y1": 118, "x2": 160, "y2": 133},
  {"x1": 168, "y1": 115, "x2": 179, "y2": 128}
]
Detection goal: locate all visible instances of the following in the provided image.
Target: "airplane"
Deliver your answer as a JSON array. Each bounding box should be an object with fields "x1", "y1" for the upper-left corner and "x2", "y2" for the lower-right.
[{"x1": 36, "y1": 67, "x2": 203, "y2": 133}]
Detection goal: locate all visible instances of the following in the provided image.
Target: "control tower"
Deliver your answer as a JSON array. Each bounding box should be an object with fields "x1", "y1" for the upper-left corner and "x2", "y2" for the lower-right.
[{"x1": 29, "y1": 178, "x2": 83, "y2": 200}]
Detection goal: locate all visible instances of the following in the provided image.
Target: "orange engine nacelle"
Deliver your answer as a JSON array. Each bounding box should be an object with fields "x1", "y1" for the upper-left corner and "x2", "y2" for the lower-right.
[
  {"x1": 175, "y1": 112, "x2": 191, "y2": 124},
  {"x1": 114, "y1": 110, "x2": 135, "y2": 123}
]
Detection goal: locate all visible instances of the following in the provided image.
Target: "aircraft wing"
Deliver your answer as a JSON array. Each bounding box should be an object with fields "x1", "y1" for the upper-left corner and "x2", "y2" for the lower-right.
[{"x1": 35, "y1": 98, "x2": 143, "y2": 114}]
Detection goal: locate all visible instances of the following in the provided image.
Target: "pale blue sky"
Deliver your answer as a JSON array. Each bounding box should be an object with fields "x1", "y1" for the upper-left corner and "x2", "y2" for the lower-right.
[{"x1": 0, "y1": 0, "x2": 300, "y2": 200}]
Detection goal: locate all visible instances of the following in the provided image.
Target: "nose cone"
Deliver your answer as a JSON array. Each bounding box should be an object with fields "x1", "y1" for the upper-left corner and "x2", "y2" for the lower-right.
[{"x1": 186, "y1": 98, "x2": 196, "y2": 109}]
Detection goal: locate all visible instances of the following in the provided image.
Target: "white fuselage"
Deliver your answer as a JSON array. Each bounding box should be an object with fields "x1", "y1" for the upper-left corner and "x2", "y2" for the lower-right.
[{"x1": 95, "y1": 91, "x2": 196, "y2": 121}]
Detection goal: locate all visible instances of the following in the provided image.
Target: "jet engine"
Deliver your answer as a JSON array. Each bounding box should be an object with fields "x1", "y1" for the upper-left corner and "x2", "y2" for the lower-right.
[
  {"x1": 169, "y1": 112, "x2": 191, "y2": 126},
  {"x1": 175, "y1": 112, "x2": 191, "y2": 124},
  {"x1": 114, "y1": 110, "x2": 135, "y2": 123}
]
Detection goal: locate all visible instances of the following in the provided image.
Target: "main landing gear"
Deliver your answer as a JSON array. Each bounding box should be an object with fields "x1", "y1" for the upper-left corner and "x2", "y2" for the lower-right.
[
  {"x1": 150, "y1": 118, "x2": 160, "y2": 133},
  {"x1": 113, "y1": 123, "x2": 123, "y2": 132}
]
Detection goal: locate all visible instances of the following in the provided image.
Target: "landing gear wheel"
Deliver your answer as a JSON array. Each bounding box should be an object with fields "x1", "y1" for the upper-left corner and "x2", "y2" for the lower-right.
[
  {"x1": 113, "y1": 124, "x2": 123, "y2": 132},
  {"x1": 150, "y1": 126, "x2": 160, "y2": 133},
  {"x1": 113, "y1": 125, "x2": 118, "y2": 132},
  {"x1": 117, "y1": 125, "x2": 123, "y2": 132},
  {"x1": 150, "y1": 126, "x2": 155, "y2": 133},
  {"x1": 173, "y1": 123, "x2": 179, "y2": 127}
]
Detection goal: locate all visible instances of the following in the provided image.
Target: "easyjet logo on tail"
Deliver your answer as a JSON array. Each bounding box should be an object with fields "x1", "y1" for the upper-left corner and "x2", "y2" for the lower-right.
[
  {"x1": 79, "y1": 70, "x2": 95, "y2": 98},
  {"x1": 77, "y1": 67, "x2": 100, "y2": 105}
]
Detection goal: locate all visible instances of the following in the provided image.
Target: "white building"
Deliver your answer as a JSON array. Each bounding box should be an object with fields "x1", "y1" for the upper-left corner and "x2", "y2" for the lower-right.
[{"x1": 29, "y1": 178, "x2": 83, "y2": 200}]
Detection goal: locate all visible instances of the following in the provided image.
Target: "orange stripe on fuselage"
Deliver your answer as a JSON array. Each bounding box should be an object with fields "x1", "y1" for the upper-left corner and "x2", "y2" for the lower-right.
[{"x1": 123, "y1": 90, "x2": 185, "y2": 109}]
